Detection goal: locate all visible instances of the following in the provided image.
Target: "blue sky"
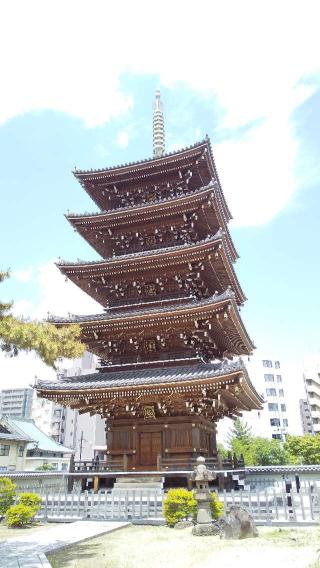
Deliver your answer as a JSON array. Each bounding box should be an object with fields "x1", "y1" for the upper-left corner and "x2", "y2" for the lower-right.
[{"x1": 0, "y1": 1, "x2": 320, "y2": 429}]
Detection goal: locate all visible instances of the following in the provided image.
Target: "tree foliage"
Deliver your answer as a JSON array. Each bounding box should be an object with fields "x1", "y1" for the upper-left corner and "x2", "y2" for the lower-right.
[
  {"x1": 0, "y1": 478, "x2": 16, "y2": 515},
  {"x1": 285, "y1": 435, "x2": 320, "y2": 465},
  {"x1": 0, "y1": 270, "x2": 85, "y2": 367},
  {"x1": 227, "y1": 418, "x2": 252, "y2": 446},
  {"x1": 227, "y1": 419, "x2": 288, "y2": 466}
]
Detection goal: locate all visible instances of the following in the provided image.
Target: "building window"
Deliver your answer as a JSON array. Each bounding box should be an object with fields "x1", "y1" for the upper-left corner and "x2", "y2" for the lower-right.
[
  {"x1": 283, "y1": 419, "x2": 288, "y2": 427},
  {"x1": 275, "y1": 361, "x2": 280, "y2": 369},
  {"x1": 276, "y1": 375, "x2": 282, "y2": 383},
  {"x1": 272, "y1": 434, "x2": 282, "y2": 439},
  {"x1": 266, "y1": 388, "x2": 277, "y2": 396},
  {"x1": 0, "y1": 445, "x2": 10, "y2": 456},
  {"x1": 268, "y1": 403, "x2": 279, "y2": 411},
  {"x1": 270, "y1": 418, "x2": 280, "y2": 426},
  {"x1": 281, "y1": 404, "x2": 286, "y2": 412},
  {"x1": 263, "y1": 360, "x2": 273, "y2": 368},
  {"x1": 264, "y1": 374, "x2": 274, "y2": 382},
  {"x1": 18, "y1": 446, "x2": 24, "y2": 457},
  {"x1": 278, "y1": 389, "x2": 284, "y2": 397}
]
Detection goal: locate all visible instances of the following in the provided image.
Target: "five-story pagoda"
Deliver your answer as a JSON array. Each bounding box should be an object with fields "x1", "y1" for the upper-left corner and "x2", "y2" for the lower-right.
[{"x1": 37, "y1": 91, "x2": 262, "y2": 471}]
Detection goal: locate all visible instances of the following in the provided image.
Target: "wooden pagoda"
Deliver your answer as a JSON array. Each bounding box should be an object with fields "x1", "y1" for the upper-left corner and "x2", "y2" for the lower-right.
[{"x1": 37, "y1": 91, "x2": 262, "y2": 471}]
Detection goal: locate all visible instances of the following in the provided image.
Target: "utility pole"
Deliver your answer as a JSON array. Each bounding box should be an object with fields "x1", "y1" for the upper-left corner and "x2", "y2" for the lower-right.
[{"x1": 79, "y1": 430, "x2": 84, "y2": 461}]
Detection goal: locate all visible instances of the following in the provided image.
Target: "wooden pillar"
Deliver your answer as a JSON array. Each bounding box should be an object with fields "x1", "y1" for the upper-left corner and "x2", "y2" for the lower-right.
[{"x1": 93, "y1": 475, "x2": 100, "y2": 492}]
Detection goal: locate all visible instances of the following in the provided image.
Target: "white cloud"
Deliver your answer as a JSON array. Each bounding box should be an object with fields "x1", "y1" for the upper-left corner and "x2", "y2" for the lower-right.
[
  {"x1": 216, "y1": 116, "x2": 298, "y2": 226},
  {"x1": 12, "y1": 261, "x2": 102, "y2": 320},
  {"x1": 116, "y1": 130, "x2": 129, "y2": 148},
  {"x1": 3, "y1": 261, "x2": 103, "y2": 387},
  {"x1": 0, "y1": 1, "x2": 319, "y2": 225},
  {"x1": 12, "y1": 268, "x2": 35, "y2": 283},
  {"x1": 0, "y1": 351, "x2": 56, "y2": 389}
]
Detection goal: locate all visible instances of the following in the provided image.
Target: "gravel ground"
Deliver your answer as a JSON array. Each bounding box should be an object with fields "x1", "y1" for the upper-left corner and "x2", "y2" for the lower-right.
[
  {"x1": 0, "y1": 521, "x2": 59, "y2": 541},
  {"x1": 48, "y1": 525, "x2": 320, "y2": 568}
]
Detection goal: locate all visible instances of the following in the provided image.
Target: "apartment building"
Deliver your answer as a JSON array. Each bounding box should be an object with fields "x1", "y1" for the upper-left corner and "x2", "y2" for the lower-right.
[
  {"x1": 299, "y1": 398, "x2": 314, "y2": 435},
  {"x1": 302, "y1": 355, "x2": 320, "y2": 434},
  {"x1": 0, "y1": 388, "x2": 33, "y2": 419},
  {"x1": 243, "y1": 356, "x2": 289, "y2": 440}
]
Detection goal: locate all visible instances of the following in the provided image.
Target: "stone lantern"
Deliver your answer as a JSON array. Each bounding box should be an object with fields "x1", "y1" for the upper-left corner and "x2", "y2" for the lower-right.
[{"x1": 191, "y1": 456, "x2": 218, "y2": 536}]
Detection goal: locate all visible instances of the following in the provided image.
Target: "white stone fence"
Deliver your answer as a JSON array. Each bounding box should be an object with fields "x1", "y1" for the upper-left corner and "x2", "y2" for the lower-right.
[{"x1": 23, "y1": 486, "x2": 320, "y2": 524}]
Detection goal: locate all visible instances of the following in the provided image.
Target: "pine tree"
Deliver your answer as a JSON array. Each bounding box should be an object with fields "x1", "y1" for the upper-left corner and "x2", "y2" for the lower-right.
[
  {"x1": 227, "y1": 418, "x2": 252, "y2": 446},
  {"x1": 0, "y1": 270, "x2": 85, "y2": 367}
]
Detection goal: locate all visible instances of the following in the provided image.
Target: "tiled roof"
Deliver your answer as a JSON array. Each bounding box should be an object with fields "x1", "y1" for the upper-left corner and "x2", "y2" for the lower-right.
[
  {"x1": 73, "y1": 138, "x2": 208, "y2": 176},
  {"x1": 5, "y1": 418, "x2": 74, "y2": 453},
  {"x1": 0, "y1": 419, "x2": 33, "y2": 443},
  {"x1": 37, "y1": 359, "x2": 246, "y2": 391},
  {"x1": 57, "y1": 232, "x2": 223, "y2": 268},
  {"x1": 48, "y1": 289, "x2": 234, "y2": 324},
  {"x1": 246, "y1": 465, "x2": 320, "y2": 474},
  {"x1": 66, "y1": 181, "x2": 216, "y2": 219}
]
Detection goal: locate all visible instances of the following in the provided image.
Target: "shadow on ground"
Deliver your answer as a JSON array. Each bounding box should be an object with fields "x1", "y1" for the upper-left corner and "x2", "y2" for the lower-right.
[{"x1": 48, "y1": 542, "x2": 102, "y2": 567}]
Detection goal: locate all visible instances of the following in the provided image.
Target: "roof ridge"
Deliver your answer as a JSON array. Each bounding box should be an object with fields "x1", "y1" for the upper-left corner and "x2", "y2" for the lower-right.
[{"x1": 73, "y1": 138, "x2": 208, "y2": 176}]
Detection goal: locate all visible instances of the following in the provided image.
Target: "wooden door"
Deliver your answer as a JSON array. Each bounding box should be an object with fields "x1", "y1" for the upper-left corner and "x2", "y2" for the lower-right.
[{"x1": 139, "y1": 432, "x2": 162, "y2": 467}]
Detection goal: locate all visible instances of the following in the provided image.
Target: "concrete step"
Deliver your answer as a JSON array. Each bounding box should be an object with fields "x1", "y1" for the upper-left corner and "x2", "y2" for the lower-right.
[
  {"x1": 116, "y1": 476, "x2": 163, "y2": 484},
  {"x1": 113, "y1": 476, "x2": 164, "y2": 491}
]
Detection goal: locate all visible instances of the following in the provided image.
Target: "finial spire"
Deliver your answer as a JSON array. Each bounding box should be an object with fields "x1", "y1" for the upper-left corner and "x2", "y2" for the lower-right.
[{"x1": 153, "y1": 89, "x2": 165, "y2": 158}]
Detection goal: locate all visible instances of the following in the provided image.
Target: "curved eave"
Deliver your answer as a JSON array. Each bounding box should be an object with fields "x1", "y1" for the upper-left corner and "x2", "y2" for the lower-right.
[
  {"x1": 66, "y1": 183, "x2": 215, "y2": 225},
  {"x1": 37, "y1": 369, "x2": 262, "y2": 411},
  {"x1": 66, "y1": 183, "x2": 238, "y2": 262},
  {"x1": 57, "y1": 235, "x2": 246, "y2": 305},
  {"x1": 73, "y1": 137, "x2": 231, "y2": 226},
  {"x1": 49, "y1": 293, "x2": 255, "y2": 355},
  {"x1": 73, "y1": 139, "x2": 208, "y2": 179},
  {"x1": 206, "y1": 137, "x2": 232, "y2": 222}
]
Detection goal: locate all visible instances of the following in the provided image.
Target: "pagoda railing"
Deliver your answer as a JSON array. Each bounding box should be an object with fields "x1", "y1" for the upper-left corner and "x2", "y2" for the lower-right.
[
  {"x1": 114, "y1": 238, "x2": 196, "y2": 256},
  {"x1": 107, "y1": 292, "x2": 195, "y2": 309},
  {"x1": 72, "y1": 454, "x2": 244, "y2": 473}
]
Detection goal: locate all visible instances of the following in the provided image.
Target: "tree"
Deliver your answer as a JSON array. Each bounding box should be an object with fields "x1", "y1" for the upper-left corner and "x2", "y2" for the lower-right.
[
  {"x1": 227, "y1": 418, "x2": 252, "y2": 446},
  {"x1": 285, "y1": 434, "x2": 320, "y2": 465},
  {"x1": 0, "y1": 478, "x2": 16, "y2": 515},
  {"x1": 0, "y1": 270, "x2": 85, "y2": 367},
  {"x1": 231, "y1": 436, "x2": 288, "y2": 466},
  {"x1": 227, "y1": 419, "x2": 289, "y2": 466}
]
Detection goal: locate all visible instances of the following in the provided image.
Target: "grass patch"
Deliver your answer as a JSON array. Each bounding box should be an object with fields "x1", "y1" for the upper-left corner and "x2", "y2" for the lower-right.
[{"x1": 48, "y1": 525, "x2": 320, "y2": 568}]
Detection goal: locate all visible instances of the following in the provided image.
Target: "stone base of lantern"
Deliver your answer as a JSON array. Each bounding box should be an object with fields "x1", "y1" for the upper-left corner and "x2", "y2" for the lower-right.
[{"x1": 192, "y1": 523, "x2": 219, "y2": 536}]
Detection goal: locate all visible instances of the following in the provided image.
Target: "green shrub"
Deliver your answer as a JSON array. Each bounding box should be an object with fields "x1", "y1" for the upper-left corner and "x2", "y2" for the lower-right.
[
  {"x1": 163, "y1": 488, "x2": 224, "y2": 526},
  {"x1": 0, "y1": 478, "x2": 16, "y2": 515},
  {"x1": 6, "y1": 504, "x2": 37, "y2": 527},
  {"x1": 210, "y1": 491, "x2": 224, "y2": 519},
  {"x1": 19, "y1": 492, "x2": 42, "y2": 509},
  {"x1": 163, "y1": 488, "x2": 197, "y2": 527},
  {"x1": 36, "y1": 463, "x2": 56, "y2": 471}
]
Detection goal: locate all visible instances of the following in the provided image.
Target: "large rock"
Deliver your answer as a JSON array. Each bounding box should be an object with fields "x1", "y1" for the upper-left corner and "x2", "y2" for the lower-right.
[
  {"x1": 217, "y1": 506, "x2": 258, "y2": 539},
  {"x1": 192, "y1": 523, "x2": 220, "y2": 536},
  {"x1": 174, "y1": 520, "x2": 194, "y2": 530}
]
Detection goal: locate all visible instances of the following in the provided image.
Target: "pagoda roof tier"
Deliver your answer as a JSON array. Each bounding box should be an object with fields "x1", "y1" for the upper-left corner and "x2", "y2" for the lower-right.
[
  {"x1": 73, "y1": 138, "x2": 231, "y2": 222},
  {"x1": 36, "y1": 360, "x2": 263, "y2": 419},
  {"x1": 48, "y1": 290, "x2": 255, "y2": 357},
  {"x1": 57, "y1": 233, "x2": 246, "y2": 306},
  {"x1": 65, "y1": 183, "x2": 238, "y2": 262}
]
